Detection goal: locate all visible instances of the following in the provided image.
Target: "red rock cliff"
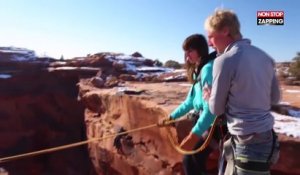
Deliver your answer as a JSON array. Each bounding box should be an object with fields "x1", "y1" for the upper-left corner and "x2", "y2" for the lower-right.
[
  {"x1": 1, "y1": 49, "x2": 300, "y2": 175},
  {"x1": 0, "y1": 48, "x2": 97, "y2": 174}
]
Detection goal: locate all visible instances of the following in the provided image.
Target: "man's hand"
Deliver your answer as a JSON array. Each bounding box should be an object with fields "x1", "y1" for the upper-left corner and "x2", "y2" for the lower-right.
[{"x1": 203, "y1": 83, "x2": 211, "y2": 102}]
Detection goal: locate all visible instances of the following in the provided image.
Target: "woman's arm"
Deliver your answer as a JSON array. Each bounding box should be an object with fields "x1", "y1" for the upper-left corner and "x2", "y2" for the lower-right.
[
  {"x1": 180, "y1": 62, "x2": 216, "y2": 150},
  {"x1": 170, "y1": 86, "x2": 194, "y2": 119}
]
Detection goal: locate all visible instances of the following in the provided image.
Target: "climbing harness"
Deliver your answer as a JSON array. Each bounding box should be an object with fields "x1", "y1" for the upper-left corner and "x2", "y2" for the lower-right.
[
  {"x1": 218, "y1": 129, "x2": 280, "y2": 175},
  {"x1": 0, "y1": 115, "x2": 220, "y2": 163}
]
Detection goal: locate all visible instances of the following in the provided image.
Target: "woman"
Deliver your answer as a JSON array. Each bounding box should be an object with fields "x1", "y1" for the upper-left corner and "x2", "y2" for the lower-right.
[{"x1": 160, "y1": 34, "x2": 224, "y2": 175}]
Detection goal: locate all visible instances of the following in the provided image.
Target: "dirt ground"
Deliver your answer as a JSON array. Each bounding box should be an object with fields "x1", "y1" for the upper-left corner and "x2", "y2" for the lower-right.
[
  {"x1": 116, "y1": 81, "x2": 300, "y2": 111},
  {"x1": 280, "y1": 84, "x2": 300, "y2": 108}
]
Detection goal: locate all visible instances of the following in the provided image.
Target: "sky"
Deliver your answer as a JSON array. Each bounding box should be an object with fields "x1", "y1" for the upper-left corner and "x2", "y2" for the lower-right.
[{"x1": 0, "y1": 0, "x2": 299, "y2": 63}]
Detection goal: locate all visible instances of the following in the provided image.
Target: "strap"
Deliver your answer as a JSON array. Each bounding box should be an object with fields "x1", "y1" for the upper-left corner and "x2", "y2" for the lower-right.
[
  {"x1": 235, "y1": 159, "x2": 270, "y2": 172},
  {"x1": 190, "y1": 51, "x2": 217, "y2": 97},
  {"x1": 190, "y1": 71, "x2": 200, "y2": 97},
  {"x1": 267, "y1": 129, "x2": 277, "y2": 162}
]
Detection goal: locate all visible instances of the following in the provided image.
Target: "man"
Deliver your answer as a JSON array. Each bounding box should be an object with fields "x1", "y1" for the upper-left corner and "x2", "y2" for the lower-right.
[{"x1": 203, "y1": 9, "x2": 281, "y2": 175}]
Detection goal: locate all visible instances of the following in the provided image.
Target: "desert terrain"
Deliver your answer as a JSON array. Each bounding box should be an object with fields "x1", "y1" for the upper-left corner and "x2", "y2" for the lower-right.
[
  {"x1": 1, "y1": 48, "x2": 300, "y2": 174},
  {"x1": 281, "y1": 84, "x2": 300, "y2": 108}
]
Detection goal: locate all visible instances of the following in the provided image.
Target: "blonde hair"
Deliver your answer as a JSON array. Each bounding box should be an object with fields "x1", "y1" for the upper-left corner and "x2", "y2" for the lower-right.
[{"x1": 204, "y1": 9, "x2": 242, "y2": 40}]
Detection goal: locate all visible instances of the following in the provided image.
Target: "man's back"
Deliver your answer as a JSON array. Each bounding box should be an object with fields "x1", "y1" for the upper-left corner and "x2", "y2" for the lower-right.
[
  {"x1": 205, "y1": 9, "x2": 281, "y2": 174},
  {"x1": 209, "y1": 39, "x2": 280, "y2": 135}
]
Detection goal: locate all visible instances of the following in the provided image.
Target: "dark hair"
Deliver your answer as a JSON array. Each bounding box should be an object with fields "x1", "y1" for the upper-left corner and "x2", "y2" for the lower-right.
[
  {"x1": 183, "y1": 34, "x2": 209, "y2": 57},
  {"x1": 182, "y1": 34, "x2": 210, "y2": 83}
]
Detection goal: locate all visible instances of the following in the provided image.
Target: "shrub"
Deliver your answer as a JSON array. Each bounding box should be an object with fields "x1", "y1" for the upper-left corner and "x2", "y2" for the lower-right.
[
  {"x1": 164, "y1": 60, "x2": 182, "y2": 69},
  {"x1": 154, "y1": 59, "x2": 163, "y2": 67},
  {"x1": 289, "y1": 52, "x2": 300, "y2": 80}
]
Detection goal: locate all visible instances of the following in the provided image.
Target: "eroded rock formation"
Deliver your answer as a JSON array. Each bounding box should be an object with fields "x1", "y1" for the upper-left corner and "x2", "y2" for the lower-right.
[{"x1": 79, "y1": 82, "x2": 186, "y2": 175}]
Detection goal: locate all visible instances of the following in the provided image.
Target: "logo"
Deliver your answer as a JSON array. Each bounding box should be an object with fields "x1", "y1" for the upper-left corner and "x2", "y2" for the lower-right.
[{"x1": 257, "y1": 11, "x2": 284, "y2": 25}]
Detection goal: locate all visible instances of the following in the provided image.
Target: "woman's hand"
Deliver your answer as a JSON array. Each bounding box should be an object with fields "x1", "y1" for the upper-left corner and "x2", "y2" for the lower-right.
[
  {"x1": 157, "y1": 116, "x2": 174, "y2": 127},
  {"x1": 179, "y1": 132, "x2": 200, "y2": 151}
]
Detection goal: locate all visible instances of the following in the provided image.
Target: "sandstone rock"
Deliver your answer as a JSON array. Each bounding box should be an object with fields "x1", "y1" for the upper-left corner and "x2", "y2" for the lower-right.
[
  {"x1": 79, "y1": 82, "x2": 217, "y2": 175},
  {"x1": 91, "y1": 77, "x2": 105, "y2": 88},
  {"x1": 105, "y1": 76, "x2": 119, "y2": 88},
  {"x1": 112, "y1": 60, "x2": 126, "y2": 71},
  {"x1": 119, "y1": 74, "x2": 137, "y2": 81}
]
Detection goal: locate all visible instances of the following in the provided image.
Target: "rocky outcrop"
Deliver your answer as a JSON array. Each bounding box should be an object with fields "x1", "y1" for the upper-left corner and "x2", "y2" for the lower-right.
[
  {"x1": 0, "y1": 47, "x2": 36, "y2": 62},
  {"x1": 61, "y1": 52, "x2": 186, "y2": 83}
]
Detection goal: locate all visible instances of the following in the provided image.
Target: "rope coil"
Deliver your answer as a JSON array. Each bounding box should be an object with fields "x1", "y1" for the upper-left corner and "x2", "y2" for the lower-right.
[{"x1": 165, "y1": 116, "x2": 218, "y2": 155}]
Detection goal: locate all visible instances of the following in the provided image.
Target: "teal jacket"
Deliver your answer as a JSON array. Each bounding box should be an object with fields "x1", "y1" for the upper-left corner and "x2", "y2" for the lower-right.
[{"x1": 170, "y1": 60, "x2": 216, "y2": 136}]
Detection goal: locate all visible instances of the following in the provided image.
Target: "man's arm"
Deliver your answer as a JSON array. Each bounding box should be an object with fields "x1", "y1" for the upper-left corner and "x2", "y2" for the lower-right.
[
  {"x1": 271, "y1": 71, "x2": 281, "y2": 105},
  {"x1": 209, "y1": 57, "x2": 231, "y2": 116}
]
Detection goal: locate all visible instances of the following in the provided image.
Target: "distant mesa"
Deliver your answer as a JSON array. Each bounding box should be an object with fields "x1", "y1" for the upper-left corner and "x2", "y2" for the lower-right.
[
  {"x1": 0, "y1": 47, "x2": 187, "y2": 83},
  {"x1": 0, "y1": 46, "x2": 36, "y2": 62},
  {"x1": 1, "y1": 46, "x2": 299, "y2": 86},
  {"x1": 0, "y1": 46, "x2": 55, "y2": 62}
]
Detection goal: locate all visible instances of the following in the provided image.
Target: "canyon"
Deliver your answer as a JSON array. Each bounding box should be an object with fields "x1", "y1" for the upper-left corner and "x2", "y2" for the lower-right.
[{"x1": 0, "y1": 48, "x2": 300, "y2": 174}]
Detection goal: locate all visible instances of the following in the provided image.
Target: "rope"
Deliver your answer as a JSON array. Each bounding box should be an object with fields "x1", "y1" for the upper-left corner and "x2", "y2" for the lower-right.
[
  {"x1": 0, "y1": 119, "x2": 178, "y2": 163},
  {"x1": 0, "y1": 116, "x2": 219, "y2": 163},
  {"x1": 165, "y1": 116, "x2": 219, "y2": 155}
]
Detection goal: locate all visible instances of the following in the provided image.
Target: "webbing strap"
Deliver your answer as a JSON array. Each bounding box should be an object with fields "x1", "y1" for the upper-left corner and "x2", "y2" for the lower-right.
[
  {"x1": 235, "y1": 159, "x2": 270, "y2": 172},
  {"x1": 267, "y1": 129, "x2": 277, "y2": 162}
]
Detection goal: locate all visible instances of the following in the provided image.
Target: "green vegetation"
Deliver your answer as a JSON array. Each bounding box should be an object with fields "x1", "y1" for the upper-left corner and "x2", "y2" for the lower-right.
[
  {"x1": 60, "y1": 55, "x2": 64, "y2": 61},
  {"x1": 289, "y1": 52, "x2": 300, "y2": 80},
  {"x1": 154, "y1": 59, "x2": 163, "y2": 66},
  {"x1": 164, "y1": 60, "x2": 181, "y2": 69}
]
